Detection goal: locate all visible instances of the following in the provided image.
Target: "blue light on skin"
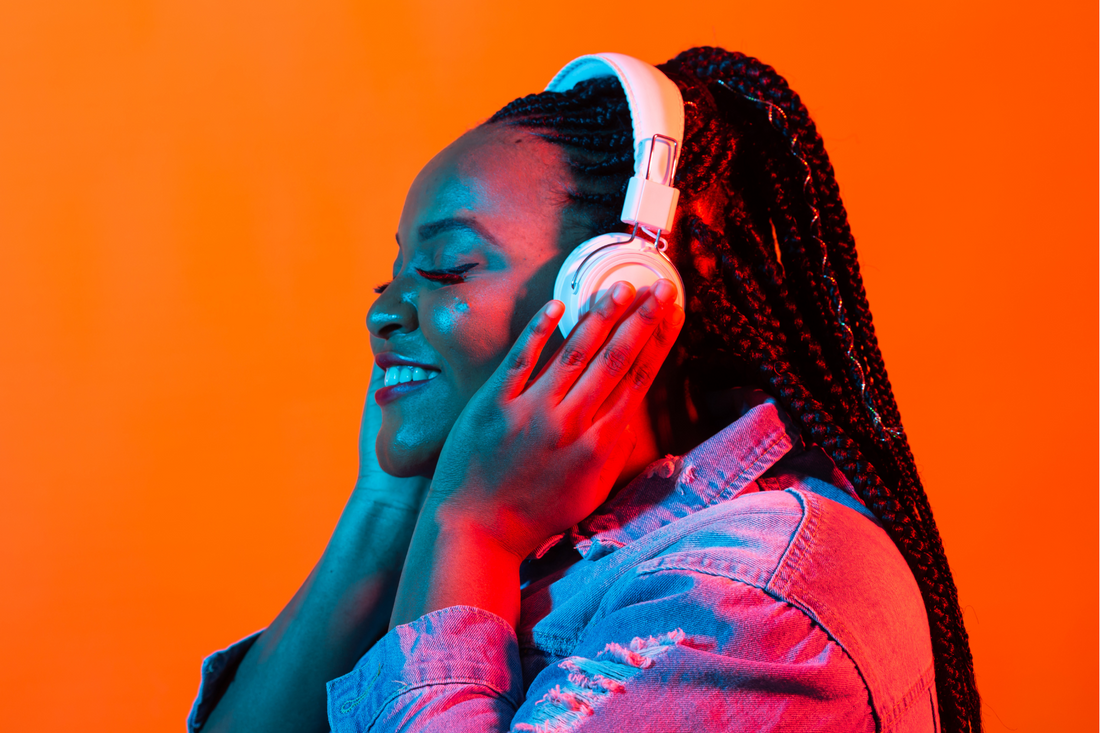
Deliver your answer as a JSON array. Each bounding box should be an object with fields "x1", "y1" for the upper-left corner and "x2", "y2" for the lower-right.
[
  {"x1": 368, "y1": 124, "x2": 574, "y2": 478},
  {"x1": 367, "y1": 123, "x2": 662, "y2": 482}
]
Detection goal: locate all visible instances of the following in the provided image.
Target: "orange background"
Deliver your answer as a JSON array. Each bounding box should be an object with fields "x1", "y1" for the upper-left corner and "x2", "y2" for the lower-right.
[{"x1": 1, "y1": 1, "x2": 1095, "y2": 731}]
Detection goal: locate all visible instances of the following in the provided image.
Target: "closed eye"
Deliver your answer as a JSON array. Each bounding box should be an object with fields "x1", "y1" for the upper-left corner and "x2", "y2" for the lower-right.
[
  {"x1": 415, "y1": 263, "x2": 478, "y2": 284},
  {"x1": 373, "y1": 263, "x2": 479, "y2": 294}
]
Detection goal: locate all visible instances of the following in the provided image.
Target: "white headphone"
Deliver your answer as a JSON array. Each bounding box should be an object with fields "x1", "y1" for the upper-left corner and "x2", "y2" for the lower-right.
[{"x1": 547, "y1": 53, "x2": 687, "y2": 338}]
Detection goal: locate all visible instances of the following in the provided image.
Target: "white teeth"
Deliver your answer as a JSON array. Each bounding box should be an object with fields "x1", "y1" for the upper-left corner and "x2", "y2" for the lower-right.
[{"x1": 382, "y1": 365, "x2": 439, "y2": 385}]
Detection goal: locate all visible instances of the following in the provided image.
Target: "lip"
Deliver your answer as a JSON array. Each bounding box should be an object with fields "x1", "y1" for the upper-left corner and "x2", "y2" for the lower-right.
[
  {"x1": 375, "y1": 379, "x2": 432, "y2": 407},
  {"x1": 375, "y1": 352, "x2": 440, "y2": 371},
  {"x1": 374, "y1": 352, "x2": 442, "y2": 407}
]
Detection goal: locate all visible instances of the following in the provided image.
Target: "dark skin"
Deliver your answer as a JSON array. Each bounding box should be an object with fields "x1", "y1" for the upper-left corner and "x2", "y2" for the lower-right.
[
  {"x1": 369, "y1": 124, "x2": 668, "y2": 483},
  {"x1": 381, "y1": 124, "x2": 683, "y2": 628},
  {"x1": 203, "y1": 124, "x2": 680, "y2": 733}
]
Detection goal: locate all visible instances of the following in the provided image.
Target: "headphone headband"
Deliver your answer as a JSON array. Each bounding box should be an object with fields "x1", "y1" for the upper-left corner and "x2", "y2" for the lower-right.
[
  {"x1": 547, "y1": 53, "x2": 687, "y2": 338},
  {"x1": 546, "y1": 53, "x2": 684, "y2": 233}
]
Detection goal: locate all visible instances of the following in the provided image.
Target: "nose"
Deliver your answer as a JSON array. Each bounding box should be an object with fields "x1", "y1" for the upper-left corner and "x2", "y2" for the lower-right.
[{"x1": 367, "y1": 279, "x2": 419, "y2": 341}]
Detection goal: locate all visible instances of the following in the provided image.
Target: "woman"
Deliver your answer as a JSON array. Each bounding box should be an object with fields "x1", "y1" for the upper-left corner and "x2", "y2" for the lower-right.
[{"x1": 191, "y1": 47, "x2": 981, "y2": 733}]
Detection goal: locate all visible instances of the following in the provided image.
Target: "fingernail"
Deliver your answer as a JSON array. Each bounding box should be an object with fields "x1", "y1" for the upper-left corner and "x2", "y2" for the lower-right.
[
  {"x1": 669, "y1": 305, "x2": 685, "y2": 327},
  {"x1": 544, "y1": 301, "x2": 564, "y2": 319},
  {"x1": 653, "y1": 280, "x2": 675, "y2": 306},
  {"x1": 610, "y1": 282, "x2": 633, "y2": 305}
]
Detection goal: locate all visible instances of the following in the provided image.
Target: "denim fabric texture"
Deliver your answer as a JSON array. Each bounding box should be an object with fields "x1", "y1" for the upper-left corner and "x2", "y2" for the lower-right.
[{"x1": 190, "y1": 396, "x2": 938, "y2": 732}]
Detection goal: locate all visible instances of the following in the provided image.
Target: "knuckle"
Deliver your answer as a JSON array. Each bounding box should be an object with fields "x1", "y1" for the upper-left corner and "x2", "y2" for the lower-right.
[
  {"x1": 655, "y1": 321, "x2": 678, "y2": 344},
  {"x1": 559, "y1": 345, "x2": 588, "y2": 368},
  {"x1": 508, "y1": 349, "x2": 531, "y2": 373},
  {"x1": 629, "y1": 361, "x2": 653, "y2": 389},
  {"x1": 636, "y1": 302, "x2": 662, "y2": 325},
  {"x1": 601, "y1": 344, "x2": 631, "y2": 375}
]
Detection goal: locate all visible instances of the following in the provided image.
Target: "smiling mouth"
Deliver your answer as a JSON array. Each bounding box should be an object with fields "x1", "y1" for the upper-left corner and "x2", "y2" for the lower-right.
[
  {"x1": 383, "y1": 365, "x2": 441, "y2": 386},
  {"x1": 375, "y1": 367, "x2": 439, "y2": 407}
]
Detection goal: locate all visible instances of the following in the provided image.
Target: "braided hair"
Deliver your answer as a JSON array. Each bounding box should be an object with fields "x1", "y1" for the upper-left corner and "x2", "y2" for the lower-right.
[{"x1": 488, "y1": 47, "x2": 981, "y2": 733}]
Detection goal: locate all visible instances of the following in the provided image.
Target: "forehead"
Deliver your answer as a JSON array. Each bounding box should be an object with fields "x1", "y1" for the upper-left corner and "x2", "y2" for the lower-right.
[{"x1": 397, "y1": 125, "x2": 569, "y2": 248}]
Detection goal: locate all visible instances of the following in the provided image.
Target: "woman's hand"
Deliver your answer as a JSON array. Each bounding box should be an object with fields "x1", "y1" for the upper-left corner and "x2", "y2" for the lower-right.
[
  {"x1": 389, "y1": 279, "x2": 683, "y2": 629},
  {"x1": 427, "y1": 278, "x2": 684, "y2": 560},
  {"x1": 356, "y1": 364, "x2": 432, "y2": 513},
  {"x1": 203, "y1": 368, "x2": 436, "y2": 733}
]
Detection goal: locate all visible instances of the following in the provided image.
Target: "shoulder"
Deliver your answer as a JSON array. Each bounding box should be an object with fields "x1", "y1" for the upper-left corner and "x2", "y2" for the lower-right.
[
  {"x1": 631, "y1": 488, "x2": 936, "y2": 731},
  {"x1": 770, "y1": 488, "x2": 937, "y2": 731}
]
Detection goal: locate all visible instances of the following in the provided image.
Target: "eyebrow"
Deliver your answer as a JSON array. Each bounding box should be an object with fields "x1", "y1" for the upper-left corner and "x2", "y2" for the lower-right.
[{"x1": 414, "y1": 217, "x2": 503, "y2": 249}]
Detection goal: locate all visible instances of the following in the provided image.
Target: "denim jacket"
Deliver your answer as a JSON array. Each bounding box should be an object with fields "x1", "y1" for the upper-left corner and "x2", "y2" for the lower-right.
[{"x1": 190, "y1": 395, "x2": 938, "y2": 732}]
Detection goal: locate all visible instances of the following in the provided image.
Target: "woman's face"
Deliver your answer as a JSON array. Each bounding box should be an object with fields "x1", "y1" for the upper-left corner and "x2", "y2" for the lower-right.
[{"x1": 367, "y1": 124, "x2": 581, "y2": 477}]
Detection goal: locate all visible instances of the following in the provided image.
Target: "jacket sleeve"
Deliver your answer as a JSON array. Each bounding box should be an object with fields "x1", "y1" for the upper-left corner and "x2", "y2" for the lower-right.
[
  {"x1": 326, "y1": 606, "x2": 523, "y2": 733},
  {"x1": 325, "y1": 565, "x2": 875, "y2": 733},
  {"x1": 187, "y1": 630, "x2": 263, "y2": 733}
]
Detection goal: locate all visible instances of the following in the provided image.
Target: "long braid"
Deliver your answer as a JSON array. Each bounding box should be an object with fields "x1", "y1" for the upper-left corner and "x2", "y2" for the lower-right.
[
  {"x1": 488, "y1": 49, "x2": 980, "y2": 733},
  {"x1": 677, "y1": 50, "x2": 981, "y2": 732}
]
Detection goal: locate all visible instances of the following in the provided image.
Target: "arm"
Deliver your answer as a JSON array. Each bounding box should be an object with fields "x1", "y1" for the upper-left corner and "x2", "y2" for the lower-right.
[
  {"x1": 199, "y1": 366, "x2": 430, "y2": 733},
  {"x1": 325, "y1": 281, "x2": 680, "y2": 732}
]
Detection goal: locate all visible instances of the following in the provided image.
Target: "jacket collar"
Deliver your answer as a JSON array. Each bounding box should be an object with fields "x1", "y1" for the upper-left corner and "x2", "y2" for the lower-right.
[{"x1": 533, "y1": 390, "x2": 803, "y2": 562}]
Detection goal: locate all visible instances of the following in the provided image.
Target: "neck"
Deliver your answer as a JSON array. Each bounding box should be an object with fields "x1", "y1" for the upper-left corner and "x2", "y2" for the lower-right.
[{"x1": 614, "y1": 374, "x2": 719, "y2": 493}]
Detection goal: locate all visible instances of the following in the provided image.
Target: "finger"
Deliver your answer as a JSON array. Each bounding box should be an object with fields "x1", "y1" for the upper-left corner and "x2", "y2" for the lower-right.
[
  {"x1": 531, "y1": 281, "x2": 636, "y2": 403},
  {"x1": 367, "y1": 363, "x2": 386, "y2": 397},
  {"x1": 563, "y1": 279, "x2": 678, "y2": 423},
  {"x1": 592, "y1": 301, "x2": 685, "y2": 427},
  {"x1": 361, "y1": 364, "x2": 386, "y2": 439},
  {"x1": 492, "y1": 300, "x2": 565, "y2": 401},
  {"x1": 359, "y1": 365, "x2": 384, "y2": 458}
]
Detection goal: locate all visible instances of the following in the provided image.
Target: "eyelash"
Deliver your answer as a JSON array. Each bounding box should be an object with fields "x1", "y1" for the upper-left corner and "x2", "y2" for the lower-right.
[{"x1": 374, "y1": 263, "x2": 478, "y2": 294}]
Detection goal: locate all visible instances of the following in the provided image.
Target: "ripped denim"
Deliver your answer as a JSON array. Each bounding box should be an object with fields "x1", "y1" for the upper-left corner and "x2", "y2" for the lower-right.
[{"x1": 192, "y1": 400, "x2": 939, "y2": 732}]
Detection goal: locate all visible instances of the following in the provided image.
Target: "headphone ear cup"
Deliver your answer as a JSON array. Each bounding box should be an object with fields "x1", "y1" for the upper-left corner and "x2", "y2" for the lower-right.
[{"x1": 553, "y1": 233, "x2": 685, "y2": 338}]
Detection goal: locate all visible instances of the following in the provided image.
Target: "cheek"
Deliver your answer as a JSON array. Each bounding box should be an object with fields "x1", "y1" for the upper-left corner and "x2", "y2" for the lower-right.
[{"x1": 425, "y1": 290, "x2": 518, "y2": 392}]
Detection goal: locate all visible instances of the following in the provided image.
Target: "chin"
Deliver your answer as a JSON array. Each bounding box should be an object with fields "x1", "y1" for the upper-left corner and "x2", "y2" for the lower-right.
[{"x1": 375, "y1": 428, "x2": 442, "y2": 479}]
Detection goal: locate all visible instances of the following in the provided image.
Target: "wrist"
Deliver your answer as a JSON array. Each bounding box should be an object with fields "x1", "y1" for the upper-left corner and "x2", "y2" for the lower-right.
[
  {"x1": 353, "y1": 474, "x2": 430, "y2": 515},
  {"x1": 423, "y1": 493, "x2": 536, "y2": 563},
  {"x1": 390, "y1": 500, "x2": 525, "y2": 629},
  {"x1": 322, "y1": 489, "x2": 425, "y2": 570},
  {"x1": 432, "y1": 502, "x2": 528, "y2": 561}
]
